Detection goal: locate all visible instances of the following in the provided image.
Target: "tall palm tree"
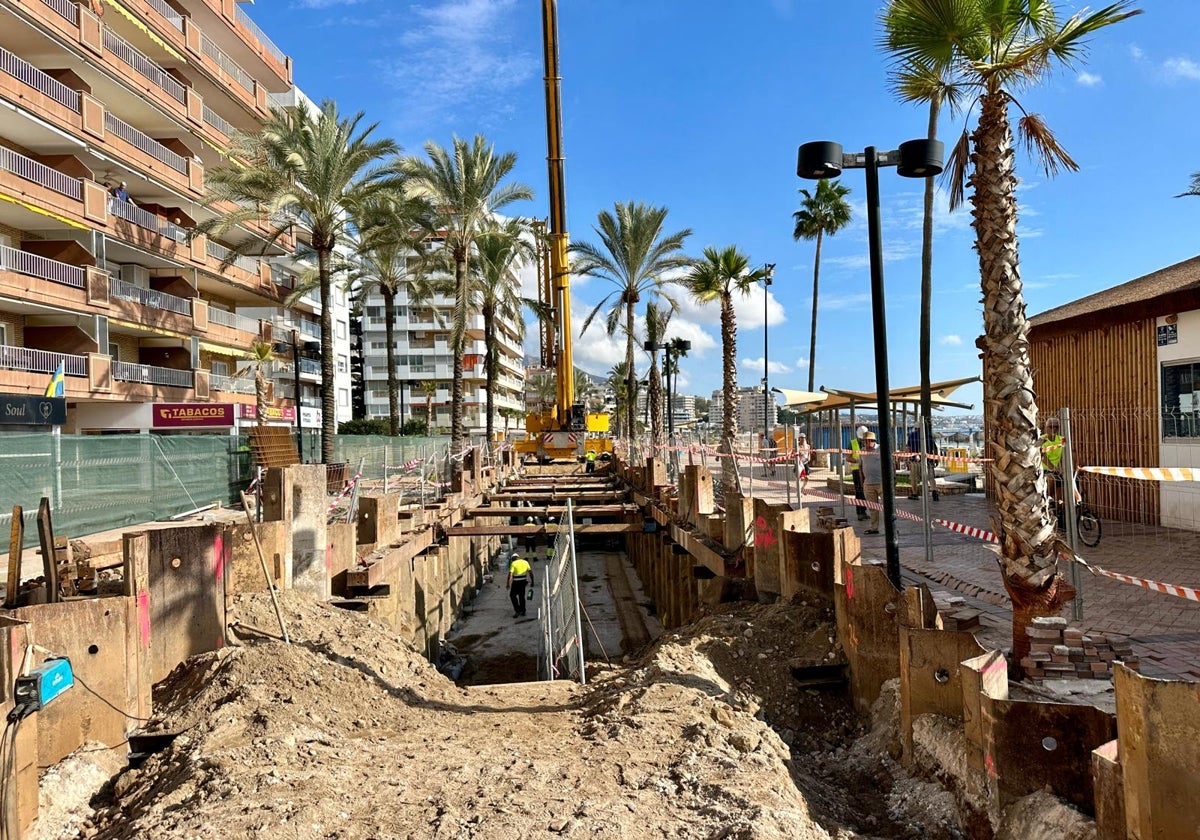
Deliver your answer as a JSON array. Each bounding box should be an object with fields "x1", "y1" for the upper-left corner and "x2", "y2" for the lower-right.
[
  {"x1": 347, "y1": 189, "x2": 433, "y2": 436},
  {"x1": 606, "y1": 361, "x2": 632, "y2": 438},
  {"x1": 881, "y1": 0, "x2": 1140, "y2": 659},
  {"x1": 198, "y1": 100, "x2": 400, "y2": 464},
  {"x1": 420, "y1": 380, "x2": 438, "y2": 431},
  {"x1": 573, "y1": 201, "x2": 693, "y2": 440},
  {"x1": 470, "y1": 218, "x2": 537, "y2": 444},
  {"x1": 1178, "y1": 172, "x2": 1200, "y2": 197},
  {"x1": 680, "y1": 246, "x2": 770, "y2": 493},
  {"x1": 792, "y1": 179, "x2": 852, "y2": 395},
  {"x1": 400, "y1": 135, "x2": 533, "y2": 467},
  {"x1": 643, "y1": 302, "x2": 672, "y2": 446},
  {"x1": 248, "y1": 341, "x2": 277, "y2": 429}
]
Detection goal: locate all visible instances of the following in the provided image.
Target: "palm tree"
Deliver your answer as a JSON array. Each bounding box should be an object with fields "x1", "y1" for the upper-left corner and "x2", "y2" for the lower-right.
[
  {"x1": 348, "y1": 189, "x2": 433, "y2": 436},
  {"x1": 535, "y1": 372, "x2": 557, "y2": 413},
  {"x1": 643, "y1": 302, "x2": 672, "y2": 446},
  {"x1": 420, "y1": 380, "x2": 438, "y2": 431},
  {"x1": 197, "y1": 100, "x2": 400, "y2": 464},
  {"x1": 1178, "y1": 172, "x2": 1200, "y2": 197},
  {"x1": 471, "y1": 218, "x2": 536, "y2": 444},
  {"x1": 792, "y1": 179, "x2": 852, "y2": 395},
  {"x1": 400, "y1": 135, "x2": 533, "y2": 468},
  {"x1": 248, "y1": 341, "x2": 277, "y2": 429},
  {"x1": 880, "y1": 0, "x2": 1140, "y2": 660},
  {"x1": 606, "y1": 361, "x2": 632, "y2": 437},
  {"x1": 680, "y1": 246, "x2": 771, "y2": 493},
  {"x1": 573, "y1": 201, "x2": 693, "y2": 440}
]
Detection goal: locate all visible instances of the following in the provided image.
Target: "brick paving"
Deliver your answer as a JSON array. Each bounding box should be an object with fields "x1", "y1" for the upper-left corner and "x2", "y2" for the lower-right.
[{"x1": 727, "y1": 460, "x2": 1200, "y2": 681}]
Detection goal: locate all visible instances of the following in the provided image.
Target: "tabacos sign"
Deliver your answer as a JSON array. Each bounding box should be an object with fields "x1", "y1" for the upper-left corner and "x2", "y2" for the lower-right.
[
  {"x1": 236, "y1": 404, "x2": 297, "y2": 422},
  {"x1": 153, "y1": 403, "x2": 234, "y2": 428}
]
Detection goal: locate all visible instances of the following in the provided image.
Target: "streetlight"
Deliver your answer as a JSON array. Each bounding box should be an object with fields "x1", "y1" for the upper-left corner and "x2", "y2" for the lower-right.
[
  {"x1": 760, "y1": 263, "x2": 776, "y2": 457},
  {"x1": 797, "y1": 138, "x2": 943, "y2": 589},
  {"x1": 273, "y1": 330, "x2": 321, "y2": 462}
]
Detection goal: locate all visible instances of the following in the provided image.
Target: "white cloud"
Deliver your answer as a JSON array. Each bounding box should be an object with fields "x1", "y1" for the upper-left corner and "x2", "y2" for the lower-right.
[
  {"x1": 667, "y1": 282, "x2": 786, "y2": 332},
  {"x1": 821, "y1": 292, "x2": 871, "y2": 312},
  {"x1": 740, "y1": 357, "x2": 791, "y2": 376},
  {"x1": 383, "y1": 0, "x2": 537, "y2": 129},
  {"x1": 1076, "y1": 71, "x2": 1103, "y2": 87},
  {"x1": 794, "y1": 357, "x2": 809, "y2": 369},
  {"x1": 939, "y1": 334, "x2": 963, "y2": 346},
  {"x1": 1163, "y1": 57, "x2": 1200, "y2": 81},
  {"x1": 1129, "y1": 44, "x2": 1144, "y2": 61}
]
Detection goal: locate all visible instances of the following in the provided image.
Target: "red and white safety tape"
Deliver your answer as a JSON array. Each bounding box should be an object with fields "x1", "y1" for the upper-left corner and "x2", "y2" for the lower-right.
[
  {"x1": 1080, "y1": 466, "x2": 1199, "y2": 482},
  {"x1": 327, "y1": 471, "x2": 363, "y2": 513}
]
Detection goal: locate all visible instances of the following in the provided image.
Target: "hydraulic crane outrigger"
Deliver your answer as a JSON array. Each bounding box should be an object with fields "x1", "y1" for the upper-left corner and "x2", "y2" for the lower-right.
[{"x1": 516, "y1": 0, "x2": 612, "y2": 462}]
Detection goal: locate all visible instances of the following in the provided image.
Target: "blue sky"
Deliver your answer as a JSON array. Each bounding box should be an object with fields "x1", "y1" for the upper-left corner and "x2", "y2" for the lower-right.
[{"x1": 252, "y1": 0, "x2": 1200, "y2": 412}]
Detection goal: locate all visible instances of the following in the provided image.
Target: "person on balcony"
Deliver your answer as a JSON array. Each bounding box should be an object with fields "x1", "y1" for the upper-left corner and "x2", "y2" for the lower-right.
[{"x1": 111, "y1": 182, "x2": 135, "y2": 205}]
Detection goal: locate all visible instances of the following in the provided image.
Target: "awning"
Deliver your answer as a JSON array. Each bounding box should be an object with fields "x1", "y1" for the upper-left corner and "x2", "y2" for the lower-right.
[
  {"x1": 771, "y1": 388, "x2": 828, "y2": 409},
  {"x1": 786, "y1": 377, "x2": 980, "y2": 414}
]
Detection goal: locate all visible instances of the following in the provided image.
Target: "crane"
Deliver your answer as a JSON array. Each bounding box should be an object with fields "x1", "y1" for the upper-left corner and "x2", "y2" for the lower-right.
[{"x1": 515, "y1": 0, "x2": 612, "y2": 462}]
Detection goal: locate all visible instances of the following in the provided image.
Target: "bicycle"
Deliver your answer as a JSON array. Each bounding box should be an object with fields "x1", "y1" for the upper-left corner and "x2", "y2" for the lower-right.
[{"x1": 1048, "y1": 476, "x2": 1102, "y2": 548}]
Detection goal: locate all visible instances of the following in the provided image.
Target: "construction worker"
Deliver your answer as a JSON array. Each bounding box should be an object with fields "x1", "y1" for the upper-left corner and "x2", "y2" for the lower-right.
[
  {"x1": 859, "y1": 432, "x2": 884, "y2": 534},
  {"x1": 1039, "y1": 416, "x2": 1065, "y2": 511},
  {"x1": 506, "y1": 553, "x2": 534, "y2": 618},
  {"x1": 848, "y1": 425, "x2": 870, "y2": 521},
  {"x1": 585, "y1": 449, "x2": 597, "y2": 473},
  {"x1": 523, "y1": 516, "x2": 538, "y2": 554},
  {"x1": 544, "y1": 542, "x2": 555, "y2": 564}
]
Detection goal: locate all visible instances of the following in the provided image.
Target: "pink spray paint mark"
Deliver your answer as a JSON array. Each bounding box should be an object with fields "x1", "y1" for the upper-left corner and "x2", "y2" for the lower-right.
[
  {"x1": 213, "y1": 532, "x2": 226, "y2": 584},
  {"x1": 846, "y1": 565, "x2": 855, "y2": 600},
  {"x1": 985, "y1": 752, "x2": 998, "y2": 779},
  {"x1": 136, "y1": 590, "x2": 151, "y2": 648}
]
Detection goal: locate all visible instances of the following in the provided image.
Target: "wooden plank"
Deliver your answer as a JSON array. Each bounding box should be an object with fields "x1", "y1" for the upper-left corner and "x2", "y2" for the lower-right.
[
  {"x1": 485, "y1": 491, "x2": 628, "y2": 502},
  {"x1": 35, "y1": 497, "x2": 59, "y2": 603},
  {"x1": 463, "y1": 505, "x2": 638, "y2": 517},
  {"x1": 346, "y1": 527, "x2": 435, "y2": 589},
  {"x1": 6, "y1": 505, "x2": 21, "y2": 608},
  {"x1": 445, "y1": 523, "x2": 639, "y2": 537}
]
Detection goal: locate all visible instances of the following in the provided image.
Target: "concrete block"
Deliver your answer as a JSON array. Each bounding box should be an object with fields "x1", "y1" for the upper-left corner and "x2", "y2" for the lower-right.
[
  {"x1": 1092, "y1": 740, "x2": 1126, "y2": 840},
  {"x1": 286, "y1": 465, "x2": 329, "y2": 599}
]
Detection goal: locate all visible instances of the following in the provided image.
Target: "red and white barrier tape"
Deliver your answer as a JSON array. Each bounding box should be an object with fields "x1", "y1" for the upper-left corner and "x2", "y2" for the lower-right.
[
  {"x1": 327, "y1": 471, "x2": 363, "y2": 513},
  {"x1": 383, "y1": 458, "x2": 423, "y2": 472},
  {"x1": 1080, "y1": 466, "x2": 1199, "y2": 482}
]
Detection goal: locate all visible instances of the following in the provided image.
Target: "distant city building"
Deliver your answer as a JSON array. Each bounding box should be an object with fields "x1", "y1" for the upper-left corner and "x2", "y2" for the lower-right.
[{"x1": 709, "y1": 386, "x2": 777, "y2": 434}]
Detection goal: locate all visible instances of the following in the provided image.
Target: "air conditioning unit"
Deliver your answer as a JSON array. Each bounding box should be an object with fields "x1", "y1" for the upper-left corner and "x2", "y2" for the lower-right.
[{"x1": 121, "y1": 265, "x2": 151, "y2": 288}]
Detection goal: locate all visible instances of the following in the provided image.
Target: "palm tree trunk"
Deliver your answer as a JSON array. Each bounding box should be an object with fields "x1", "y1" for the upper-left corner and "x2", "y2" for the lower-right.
[
  {"x1": 919, "y1": 95, "x2": 941, "y2": 488},
  {"x1": 625, "y1": 300, "x2": 636, "y2": 441},
  {"x1": 720, "y1": 292, "x2": 738, "y2": 493},
  {"x1": 383, "y1": 286, "x2": 399, "y2": 436},
  {"x1": 807, "y1": 228, "x2": 823, "y2": 394},
  {"x1": 973, "y1": 90, "x2": 1073, "y2": 663},
  {"x1": 649, "y1": 353, "x2": 663, "y2": 446},
  {"x1": 484, "y1": 302, "x2": 497, "y2": 446},
  {"x1": 451, "y1": 255, "x2": 467, "y2": 471},
  {"x1": 426, "y1": 392, "x2": 433, "y2": 430},
  {"x1": 318, "y1": 247, "x2": 335, "y2": 464},
  {"x1": 255, "y1": 366, "x2": 267, "y2": 429}
]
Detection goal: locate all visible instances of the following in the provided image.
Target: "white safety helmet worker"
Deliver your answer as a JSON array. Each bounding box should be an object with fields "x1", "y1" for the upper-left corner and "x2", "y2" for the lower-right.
[{"x1": 856, "y1": 425, "x2": 868, "y2": 437}]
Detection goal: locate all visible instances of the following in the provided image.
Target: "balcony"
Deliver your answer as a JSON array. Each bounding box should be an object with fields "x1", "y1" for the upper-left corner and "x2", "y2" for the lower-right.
[
  {"x1": 298, "y1": 320, "x2": 320, "y2": 340},
  {"x1": 0, "y1": 245, "x2": 85, "y2": 289},
  {"x1": 112, "y1": 360, "x2": 193, "y2": 388},
  {"x1": 0, "y1": 45, "x2": 81, "y2": 113},
  {"x1": 103, "y1": 112, "x2": 187, "y2": 174},
  {"x1": 202, "y1": 103, "x2": 235, "y2": 138},
  {"x1": 234, "y1": 5, "x2": 288, "y2": 69},
  {"x1": 299, "y1": 357, "x2": 320, "y2": 375},
  {"x1": 199, "y1": 32, "x2": 254, "y2": 93},
  {"x1": 211, "y1": 373, "x2": 255, "y2": 395},
  {"x1": 110, "y1": 199, "x2": 188, "y2": 243},
  {"x1": 205, "y1": 239, "x2": 259, "y2": 274},
  {"x1": 102, "y1": 26, "x2": 186, "y2": 104},
  {"x1": 108, "y1": 276, "x2": 192, "y2": 316},
  {"x1": 0, "y1": 147, "x2": 83, "y2": 201},
  {"x1": 143, "y1": 0, "x2": 185, "y2": 32},
  {"x1": 40, "y1": 0, "x2": 78, "y2": 24},
  {"x1": 0, "y1": 345, "x2": 87, "y2": 377},
  {"x1": 208, "y1": 307, "x2": 260, "y2": 334}
]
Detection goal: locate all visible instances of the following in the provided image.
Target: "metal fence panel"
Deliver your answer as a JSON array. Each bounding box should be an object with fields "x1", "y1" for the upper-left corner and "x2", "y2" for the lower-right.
[{"x1": 539, "y1": 499, "x2": 585, "y2": 683}]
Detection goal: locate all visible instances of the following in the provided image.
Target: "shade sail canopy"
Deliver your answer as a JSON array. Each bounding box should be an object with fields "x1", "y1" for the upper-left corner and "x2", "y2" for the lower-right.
[
  {"x1": 776, "y1": 376, "x2": 979, "y2": 414},
  {"x1": 771, "y1": 387, "x2": 828, "y2": 409}
]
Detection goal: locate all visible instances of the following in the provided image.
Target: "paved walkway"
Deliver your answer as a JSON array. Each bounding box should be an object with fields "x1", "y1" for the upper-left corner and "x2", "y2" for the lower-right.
[{"x1": 715, "y1": 459, "x2": 1200, "y2": 681}]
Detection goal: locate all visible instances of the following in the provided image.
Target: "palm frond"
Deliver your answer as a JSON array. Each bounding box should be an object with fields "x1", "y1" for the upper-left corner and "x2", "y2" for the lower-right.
[
  {"x1": 944, "y1": 127, "x2": 972, "y2": 212},
  {"x1": 1017, "y1": 111, "x2": 1079, "y2": 177}
]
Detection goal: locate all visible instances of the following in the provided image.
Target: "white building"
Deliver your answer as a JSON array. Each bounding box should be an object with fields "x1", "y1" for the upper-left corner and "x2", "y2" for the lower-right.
[{"x1": 709, "y1": 385, "x2": 777, "y2": 435}]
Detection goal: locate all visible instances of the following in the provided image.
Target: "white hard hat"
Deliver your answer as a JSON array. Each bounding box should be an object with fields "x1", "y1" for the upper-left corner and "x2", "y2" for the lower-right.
[
  {"x1": 857, "y1": 425, "x2": 868, "y2": 436},
  {"x1": 526, "y1": 516, "x2": 535, "y2": 523}
]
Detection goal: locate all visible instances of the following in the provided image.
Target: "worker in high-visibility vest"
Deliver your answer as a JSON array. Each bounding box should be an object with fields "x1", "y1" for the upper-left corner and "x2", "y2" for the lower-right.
[
  {"x1": 1039, "y1": 416, "x2": 1065, "y2": 510},
  {"x1": 523, "y1": 516, "x2": 538, "y2": 554},
  {"x1": 848, "y1": 426, "x2": 869, "y2": 521},
  {"x1": 506, "y1": 554, "x2": 535, "y2": 618},
  {"x1": 585, "y1": 449, "x2": 597, "y2": 473}
]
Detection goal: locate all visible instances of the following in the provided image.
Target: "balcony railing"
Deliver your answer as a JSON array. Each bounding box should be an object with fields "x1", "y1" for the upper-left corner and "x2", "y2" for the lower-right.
[
  {"x1": 0, "y1": 344, "x2": 86, "y2": 376},
  {"x1": 199, "y1": 33, "x2": 254, "y2": 93},
  {"x1": 0, "y1": 245, "x2": 85, "y2": 288},
  {"x1": 299, "y1": 357, "x2": 320, "y2": 375},
  {"x1": 143, "y1": 0, "x2": 184, "y2": 31},
  {"x1": 208, "y1": 307, "x2": 260, "y2": 334},
  {"x1": 201, "y1": 103, "x2": 235, "y2": 137},
  {"x1": 104, "y1": 113, "x2": 187, "y2": 173},
  {"x1": 204, "y1": 240, "x2": 259, "y2": 274},
  {"x1": 102, "y1": 27, "x2": 186, "y2": 103},
  {"x1": 298, "y1": 321, "x2": 320, "y2": 339},
  {"x1": 0, "y1": 146, "x2": 82, "y2": 200},
  {"x1": 112, "y1": 360, "x2": 193, "y2": 389},
  {"x1": 234, "y1": 5, "x2": 288, "y2": 67},
  {"x1": 0, "y1": 46, "x2": 81, "y2": 112},
  {"x1": 40, "y1": 0, "x2": 78, "y2": 24},
  {"x1": 108, "y1": 277, "x2": 192, "y2": 315},
  {"x1": 211, "y1": 373, "x2": 255, "y2": 395},
  {"x1": 110, "y1": 199, "x2": 189, "y2": 242}
]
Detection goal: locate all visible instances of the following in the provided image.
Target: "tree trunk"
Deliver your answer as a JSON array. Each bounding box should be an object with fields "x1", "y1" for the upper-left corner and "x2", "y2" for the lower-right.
[
  {"x1": 255, "y1": 366, "x2": 267, "y2": 429},
  {"x1": 625, "y1": 300, "x2": 636, "y2": 441},
  {"x1": 920, "y1": 95, "x2": 942, "y2": 494},
  {"x1": 426, "y1": 392, "x2": 433, "y2": 431},
  {"x1": 484, "y1": 301, "x2": 497, "y2": 446},
  {"x1": 807, "y1": 227, "x2": 822, "y2": 394},
  {"x1": 719, "y1": 292, "x2": 738, "y2": 494},
  {"x1": 318, "y1": 247, "x2": 335, "y2": 464},
  {"x1": 649, "y1": 352, "x2": 663, "y2": 446},
  {"x1": 450, "y1": 254, "x2": 468, "y2": 472},
  {"x1": 972, "y1": 90, "x2": 1073, "y2": 663},
  {"x1": 383, "y1": 285, "x2": 399, "y2": 436}
]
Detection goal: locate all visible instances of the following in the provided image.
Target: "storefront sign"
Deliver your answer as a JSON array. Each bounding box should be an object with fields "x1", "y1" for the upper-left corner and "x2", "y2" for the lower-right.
[
  {"x1": 237, "y1": 404, "x2": 297, "y2": 423},
  {"x1": 0, "y1": 394, "x2": 66, "y2": 426},
  {"x1": 153, "y1": 403, "x2": 234, "y2": 428},
  {"x1": 1157, "y1": 323, "x2": 1178, "y2": 347},
  {"x1": 300, "y1": 406, "x2": 322, "y2": 429}
]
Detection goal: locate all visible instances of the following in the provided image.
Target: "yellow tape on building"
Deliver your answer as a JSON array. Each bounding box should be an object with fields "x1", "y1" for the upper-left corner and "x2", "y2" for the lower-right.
[
  {"x1": 102, "y1": 0, "x2": 187, "y2": 62},
  {"x1": 0, "y1": 191, "x2": 89, "y2": 230}
]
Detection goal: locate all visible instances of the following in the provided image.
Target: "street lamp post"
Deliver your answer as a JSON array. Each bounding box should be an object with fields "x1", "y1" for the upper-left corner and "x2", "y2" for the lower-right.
[{"x1": 797, "y1": 139, "x2": 943, "y2": 589}]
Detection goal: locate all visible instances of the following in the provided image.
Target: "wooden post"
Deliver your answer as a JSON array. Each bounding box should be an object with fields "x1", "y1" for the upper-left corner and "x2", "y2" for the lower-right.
[
  {"x1": 35, "y1": 497, "x2": 60, "y2": 603},
  {"x1": 6, "y1": 505, "x2": 22, "y2": 608},
  {"x1": 123, "y1": 532, "x2": 152, "y2": 722}
]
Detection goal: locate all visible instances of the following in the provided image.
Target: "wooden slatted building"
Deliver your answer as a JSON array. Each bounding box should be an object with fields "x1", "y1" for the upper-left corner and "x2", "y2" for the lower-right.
[{"x1": 1028, "y1": 255, "x2": 1200, "y2": 527}]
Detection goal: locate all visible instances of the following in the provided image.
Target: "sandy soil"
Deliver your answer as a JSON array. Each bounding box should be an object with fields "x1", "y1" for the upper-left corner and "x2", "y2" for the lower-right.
[{"x1": 48, "y1": 593, "x2": 985, "y2": 839}]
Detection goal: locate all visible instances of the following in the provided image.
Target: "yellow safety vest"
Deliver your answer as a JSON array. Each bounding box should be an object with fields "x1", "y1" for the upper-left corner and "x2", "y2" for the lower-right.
[
  {"x1": 1041, "y1": 435, "x2": 1064, "y2": 470},
  {"x1": 509, "y1": 558, "x2": 531, "y2": 579},
  {"x1": 850, "y1": 438, "x2": 861, "y2": 470},
  {"x1": 586, "y1": 450, "x2": 596, "y2": 461}
]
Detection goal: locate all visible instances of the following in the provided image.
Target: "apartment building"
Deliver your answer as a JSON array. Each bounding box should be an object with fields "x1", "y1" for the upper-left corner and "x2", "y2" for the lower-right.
[
  {"x1": 709, "y1": 385, "x2": 777, "y2": 436},
  {"x1": 360, "y1": 244, "x2": 527, "y2": 433},
  {"x1": 634, "y1": 390, "x2": 696, "y2": 428},
  {"x1": 0, "y1": 0, "x2": 297, "y2": 434}
]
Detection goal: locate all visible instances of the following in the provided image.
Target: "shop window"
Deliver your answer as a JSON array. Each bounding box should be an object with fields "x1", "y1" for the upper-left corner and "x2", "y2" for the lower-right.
[{"x1": 1162, "y1": 360, "x2": 1200, "y2": 438}]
